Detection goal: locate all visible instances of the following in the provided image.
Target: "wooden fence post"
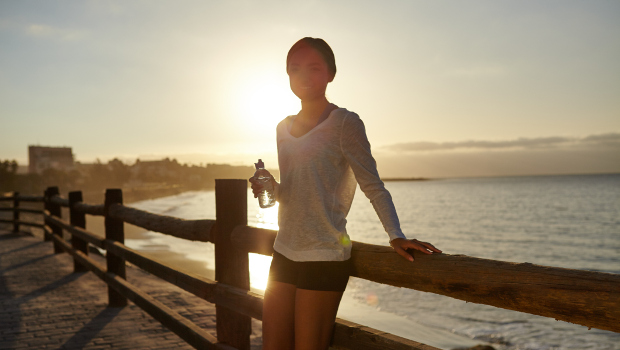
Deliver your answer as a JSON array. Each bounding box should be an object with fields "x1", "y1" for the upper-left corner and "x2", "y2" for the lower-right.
[
  {"x1": 43, "y1": 188, "x2": 51, "y2": 241},
  {"x1": 12, "y1": 191, "x2": 19, "y2": 233},
  {"x1": 215, "y1": 179, "x2": 251, "y2": 350},
  {"x1": 104, "y1": 188, "x2": 127, "y2": 307},
  {"x1": 46, "y1": 186, "x2": 63, "y2": 253},
  {"x1": 69, "y1": 191, "x2": 88, "y2": 272}
]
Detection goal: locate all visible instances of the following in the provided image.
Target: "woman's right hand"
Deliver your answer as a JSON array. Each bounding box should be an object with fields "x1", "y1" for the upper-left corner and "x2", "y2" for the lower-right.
[
  {"x1": 248, "y1": 176, "x2": 264, "y2": 198},
  {"x1": 249, "y1": 175, "x2": 279, "y2": 199}
]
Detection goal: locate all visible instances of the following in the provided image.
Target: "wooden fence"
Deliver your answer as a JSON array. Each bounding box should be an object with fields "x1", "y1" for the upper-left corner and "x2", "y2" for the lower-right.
[{"x1": 1, "y1": 180, "x2": 618, "y2": 350}]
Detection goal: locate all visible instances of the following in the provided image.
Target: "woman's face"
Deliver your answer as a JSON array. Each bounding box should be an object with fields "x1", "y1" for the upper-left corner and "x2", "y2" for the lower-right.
[{"x1": 287, "y1": 46, "x2": 334, "y2": 102}]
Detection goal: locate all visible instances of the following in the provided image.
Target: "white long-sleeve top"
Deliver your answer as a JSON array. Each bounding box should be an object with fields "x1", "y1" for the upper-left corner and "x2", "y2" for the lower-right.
[{"x1": 274, "y1": 107, "x2": 406, "y2": 261}]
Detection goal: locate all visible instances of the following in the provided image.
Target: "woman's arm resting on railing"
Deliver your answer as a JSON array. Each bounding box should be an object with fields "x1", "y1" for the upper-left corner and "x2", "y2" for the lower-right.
[{"x1": 340, "y1": 113, "x2": 442, "y2": 262}]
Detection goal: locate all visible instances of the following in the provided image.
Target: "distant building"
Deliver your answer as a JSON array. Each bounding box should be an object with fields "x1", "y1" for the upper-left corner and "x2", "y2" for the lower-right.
[
  {"x1": 131, "y1": 158, "x2": 179, "y2": 180},
  {"x1": 28, "y1": 146, "x2": 74, "y2": 174}
]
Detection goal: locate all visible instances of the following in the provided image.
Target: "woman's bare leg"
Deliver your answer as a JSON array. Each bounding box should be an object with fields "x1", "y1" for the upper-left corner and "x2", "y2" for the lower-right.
[
  {"x1": 262, "y1": 280, "x2": 296, "y2": 350},
  {"x1": 294, "y1": 289, "x2": 344, "y2": 350}
]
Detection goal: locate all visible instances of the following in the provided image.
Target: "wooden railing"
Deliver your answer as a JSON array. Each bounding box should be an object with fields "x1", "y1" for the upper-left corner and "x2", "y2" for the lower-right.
[{"x1": 1, "y1": 180, "x2": 619, "y2": 350}]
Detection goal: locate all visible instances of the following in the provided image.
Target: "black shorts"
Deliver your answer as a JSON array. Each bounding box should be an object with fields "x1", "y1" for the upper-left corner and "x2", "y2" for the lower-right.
[{"x1": 268, "y1": 251, "x2": 352, "y2": 292}]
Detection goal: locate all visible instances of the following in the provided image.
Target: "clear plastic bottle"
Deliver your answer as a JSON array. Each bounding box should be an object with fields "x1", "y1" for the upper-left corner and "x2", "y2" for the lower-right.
[{"x1": 254, "y1": 159, "x2": 275, "y2": 208}]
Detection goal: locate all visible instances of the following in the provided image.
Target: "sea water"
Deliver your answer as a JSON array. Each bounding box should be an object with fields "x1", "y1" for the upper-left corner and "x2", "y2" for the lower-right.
[{"x1": 126, "y1": 174, "x2": 620, "y2": 350}]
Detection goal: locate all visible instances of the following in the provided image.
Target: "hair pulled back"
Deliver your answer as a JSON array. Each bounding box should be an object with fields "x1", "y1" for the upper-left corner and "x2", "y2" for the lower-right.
[{"x1": 286, "y1": 37, "x2": 336, "y2": 78}]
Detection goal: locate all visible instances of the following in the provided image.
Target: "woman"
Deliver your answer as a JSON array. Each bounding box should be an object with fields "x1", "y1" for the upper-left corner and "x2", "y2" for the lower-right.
[{"x1": 250, "y1": 37, "x2": 441, "y2": 350}]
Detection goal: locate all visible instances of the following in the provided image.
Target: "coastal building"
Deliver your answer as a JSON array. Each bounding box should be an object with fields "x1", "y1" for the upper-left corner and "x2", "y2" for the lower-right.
[{"x1": 28, "y1": 145, "x2": 74, "y2": 174}]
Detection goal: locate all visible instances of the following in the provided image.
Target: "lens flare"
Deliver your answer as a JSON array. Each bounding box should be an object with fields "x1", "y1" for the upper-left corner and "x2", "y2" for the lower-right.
[{"x1": 366, "y1": 292, "x2": 379, "y2": 306}]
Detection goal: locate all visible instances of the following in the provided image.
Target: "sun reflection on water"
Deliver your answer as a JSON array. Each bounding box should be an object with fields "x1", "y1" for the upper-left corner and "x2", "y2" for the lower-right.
[{"x1": 249, "y1": 202, "x2": 279, "y2": 291}]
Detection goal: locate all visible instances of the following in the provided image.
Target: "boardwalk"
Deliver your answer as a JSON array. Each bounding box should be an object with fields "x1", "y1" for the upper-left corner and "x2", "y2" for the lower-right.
[{"x1": 0, "y1": 230, "x2": 262, "y2": 350}]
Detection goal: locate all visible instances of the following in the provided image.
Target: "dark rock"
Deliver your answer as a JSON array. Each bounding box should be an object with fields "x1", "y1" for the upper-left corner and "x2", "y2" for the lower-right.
[{"x1": 452, "y1": 345, "x2": 496, "y2": 350}]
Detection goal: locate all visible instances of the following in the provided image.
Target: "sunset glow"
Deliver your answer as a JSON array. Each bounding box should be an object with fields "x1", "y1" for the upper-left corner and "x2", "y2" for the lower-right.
[
  {"x1": 250, "y1": 202, "x2": 279, "y2": 290},
  {"x1": 0, "y1": 1, "x2": 618, "y2": 178},
  {"x1": 233, "y1": 71, "x2": 299, "y2": 131}
]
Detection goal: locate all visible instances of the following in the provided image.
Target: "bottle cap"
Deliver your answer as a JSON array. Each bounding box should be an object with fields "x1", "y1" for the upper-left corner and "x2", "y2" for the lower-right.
[{"x1": 255, "y1": 159, "x2": 264, "y2": 169}]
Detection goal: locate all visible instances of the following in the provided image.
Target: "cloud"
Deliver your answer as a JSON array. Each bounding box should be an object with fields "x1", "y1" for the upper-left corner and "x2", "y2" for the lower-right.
[
  {"x1": 25, "y1": 24, "x2": 88, "y2": 41},
  {"x1": 382, "y1": 133, "x2": 620, "y2": 153},
  {"x1": 581, "y1": 133, "x2": 620, "y2": 144},
  {"x1": 376, "y1": 146, "x2": 620, "y2": 179}
]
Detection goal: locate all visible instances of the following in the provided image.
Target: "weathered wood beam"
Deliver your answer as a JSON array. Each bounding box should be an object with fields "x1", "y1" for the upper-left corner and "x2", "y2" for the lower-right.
[
  {"x1": 332, "y1": 318, "x2": 440, "y2": 350},
  {"x1": 105, "y1": 239, "x2": 215, "y2": 296},
  {"x1": 15, "y1": 220, "x2": 45, "y2": 228},
  {"x1": 41, "y1": 210, "x2": 542, "y2": 348},
  {"x1": 351, "y1": 241, "x2": 620, "y2": 333},
  {"x1": 0, "y1": 218, "x2": 42, "y2": 228},
  {"x1": 16, "y1": 195, "x2": 45, "y2": 202},
  {"x1": 107, "y1": 203, "x2": 215, "y2": 242},
  {"x1": 12, "y1": 191, "x2": 19, "y2": 232},
  {"x1": 46, "y1": 187, "x2": 63, "y2": 253},
  {"x1": 104, "y1": 189, "x2": 127, "y2": 307},
  {"x1": 0, "y1": 194, "x2": 42, "y2": 202},
  {"x1": 42, "y1": 217, "x2": 484, "y2": 350},
  {"x1": 0, "y1": 207, "x2": 44, "y2": 214},
  {"x1": 105, "y1": 240, "x2": 264, "y2": 320},
  {"x1": 44, "y1": 213, "x2": 104, "y2": 248},
  {"x1": 49, "y1": 235, "x2": 235, "y2": 350},
  {"x1": 50, "y1": 195, "x2": 70, "y2": 207},
  {"x1": 107, "y1": 272, "x2": 237, "y2": 350},
  {"x1": 231, "y1": 226, "x2": 620, "y2": 332},
  {"x1": 16, "y1": 208, "x2": 44, "y2": 214},
  {"x1": 72, "y1": 202, "x2": 105, "y2": 216},
  {"x1": 69, "y1": 191, "x2": 89, "y2": 272},
  {"x1": 231, "y1": 225, "x2": 276, "y2": 255},
  {"x1": 214, "y1": 179, "x2": 251, "y2": 350}
]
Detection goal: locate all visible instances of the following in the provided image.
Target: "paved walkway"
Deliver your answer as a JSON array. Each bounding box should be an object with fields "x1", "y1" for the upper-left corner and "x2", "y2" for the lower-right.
[{"x1": 0, "y1": 230, "x2": 262, "y2": 349}]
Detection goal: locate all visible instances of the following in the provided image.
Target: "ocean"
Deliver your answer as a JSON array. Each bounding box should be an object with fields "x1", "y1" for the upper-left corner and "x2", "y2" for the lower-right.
[{"x1": 126, "y1": 173, "x2": 620, "y2": 350}]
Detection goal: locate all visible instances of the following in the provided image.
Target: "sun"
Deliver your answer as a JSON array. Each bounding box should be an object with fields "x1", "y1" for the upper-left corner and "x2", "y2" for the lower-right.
[{"x1": 233, "y1": 69, "x2": 299, "y2": 131}]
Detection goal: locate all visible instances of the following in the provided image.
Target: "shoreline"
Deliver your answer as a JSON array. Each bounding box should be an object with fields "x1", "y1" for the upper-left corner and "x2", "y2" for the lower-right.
[
  {"x1": 382, "y1": 177, "x2": 431, "y2": 182},
  {"x1": 81, "y1": 184, "x2": 190, "y2": 205}
]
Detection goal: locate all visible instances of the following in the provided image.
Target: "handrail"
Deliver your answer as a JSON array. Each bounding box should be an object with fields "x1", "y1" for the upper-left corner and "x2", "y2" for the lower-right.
[
  {"x1": 2, "y1": 185, "x2": 618, "y2": 350},
  {"x1": 104, "y1": 240, "x2": 264, "y2": 320},
  {"x1": 16, "y1": 195, "x2": 45, "y2": 202},
  {"x1": 231, "y1": 225, "x2": 276, "y2": 255},
  {"x1": 73, "y1": 202, "x2": 105, "y2": 216},
  {"x1": 0, "y1": 207, "x2": 45, "y2": 214},
  {"x1": 0, "y1": 218, "x2": 45, "y2": 228},
  {"x1": 351, "y1": 241, "x2": 620, "y2": 332},
  {"x1": 107, "y1": 203, "x2": 215, "y2": 242},
  {"x1": 50, "y1": 195, "x2": 69, "y2": 207},
  {"x1": 332, "y1": 318, "x2": 440, "y2": 350},
  {"x1": 47, "y1": 233, "x2": 236, "y2": 350},
  {"x1": 0, "y1": 194, "x2": 45, "y2": 202},
  {"x1": 44, "y1": 213, "x2": 105, "y2": 248},
  {"x1": 231, "y1": 224, "x2": 620, "y2": 333}
]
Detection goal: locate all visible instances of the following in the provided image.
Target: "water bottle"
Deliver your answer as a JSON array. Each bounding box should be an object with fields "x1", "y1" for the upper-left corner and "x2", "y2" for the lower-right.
[{"x1": 254, "y1": 159, "x2": 275, "y2": 208}]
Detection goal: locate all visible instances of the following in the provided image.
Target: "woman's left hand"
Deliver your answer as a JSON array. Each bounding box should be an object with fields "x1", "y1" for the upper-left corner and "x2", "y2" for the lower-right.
[{"x1": 390, "y1": 238, "x2": 442, "y2": 262}]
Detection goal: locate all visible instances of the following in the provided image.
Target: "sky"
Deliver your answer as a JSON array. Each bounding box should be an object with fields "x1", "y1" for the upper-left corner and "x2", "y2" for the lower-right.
[{"x1": 1, "y1": 0, "x2": 619, "y2": 178}]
